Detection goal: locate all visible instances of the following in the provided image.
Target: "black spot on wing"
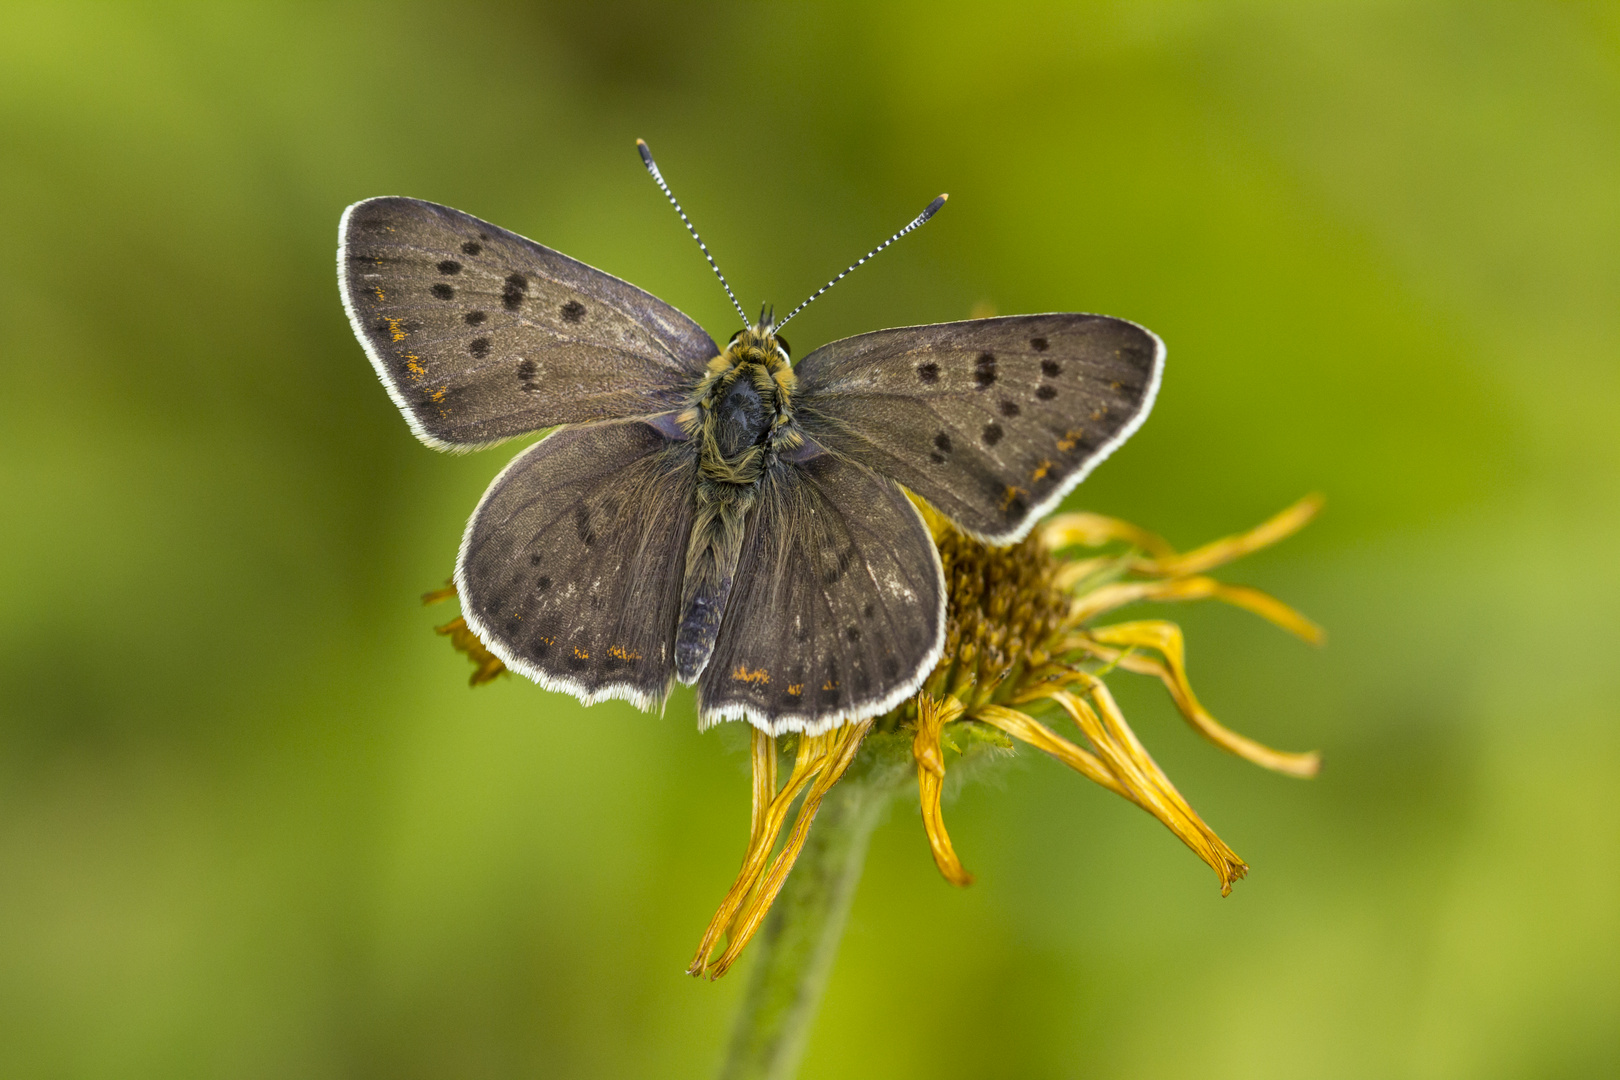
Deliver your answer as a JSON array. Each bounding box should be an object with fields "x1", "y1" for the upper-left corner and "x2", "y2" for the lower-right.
[
  {"x1": 974, "y1": 353, "x2": 997, "y2": 389},
  {"x1": 431, "y1": 283, "x2": 454, "y2": 300},
  {"x1": 999, "y1": 399, "x2": 1020, "y2": 417},
  {"x1": 561, "y1": 300, "x2": 586, "y2": 323},
  {"x1": 461, "y1": 240, "x2": 482, "y2": 256},
  {"x1": 437, "y1": 260, "x2": 461, "y2": 275},
  {"x1": 982, "y1": 422, "x2": 1003, "y2": 446},
  {"x1": 502, "y1": 273, "x2": 527, "y2": 311},
  {"x1": 822, "y1": 547, "x2": 855, "y2": 585},
  {"x1": 845, "y1": 625, "x2": 861, "y2": 643},
  {"x1": 934, "y1": 432, "x2": 952, "y2": 453},
  {"x1": 1040, "y1": 358, "x2": 1062, "y2": 377},
  {"x1": 516, "y1": 358, "x2": 537, "y2": 381},
  {"x1": 917, "y1": 361, "x2": 940, "y2": 384},
  {"x1": 1036, "y1": 385, "x2": 1057, "y2": 401},
  {"x1": 465, "y1": 310, "x2": 486, "y2": 325},
  {"x1": 1030, "y1": 336, "x2": 1049, "y2": 352},
  {"x1": 469, "y1": 337, "x2": 491, "y2": 358}
]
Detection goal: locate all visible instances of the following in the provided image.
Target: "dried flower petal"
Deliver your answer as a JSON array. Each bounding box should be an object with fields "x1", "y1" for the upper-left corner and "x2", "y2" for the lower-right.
[
  {"x1": 1041, "y1": 512, "x2": 1177, "y2": 557},
  {"x1": 914, "y1": 694, "x2": 973, "y2": 887},
  {"x1": 1080, "y1": 621, "x2": 1320, "y2": 777},
  {"x1": 1127, "y1": 494, "x2": 1323, "y2": 578},
  {"x1": 702, "y1": 719, "x2": 873, "y2": 979}
]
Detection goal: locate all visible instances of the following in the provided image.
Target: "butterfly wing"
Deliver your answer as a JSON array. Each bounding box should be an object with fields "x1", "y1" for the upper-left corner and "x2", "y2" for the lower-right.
[
  {"x1": 696, "y1": 455, "x2": 945, "y2": 734},
  {"x1": 456, "y1": 420, "x2": 696, "y2": 708},
  {"x1": 339, "y1": 197, "x2": 718, "y2": 449},
  {"x1": 793, "y1": 314, "x2": 1163, "y2": 543}
]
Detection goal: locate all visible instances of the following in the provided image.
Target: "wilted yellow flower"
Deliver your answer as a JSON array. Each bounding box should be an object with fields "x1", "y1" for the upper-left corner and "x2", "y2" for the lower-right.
[{"x1": 426, "y1": 497, "x2": 1324, "y2": 981}]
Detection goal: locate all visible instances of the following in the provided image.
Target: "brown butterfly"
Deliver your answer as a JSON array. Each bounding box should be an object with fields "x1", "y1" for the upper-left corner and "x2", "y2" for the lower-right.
[{"x1": 338, "y1": 141, "x2": 1162, "y2": 734}]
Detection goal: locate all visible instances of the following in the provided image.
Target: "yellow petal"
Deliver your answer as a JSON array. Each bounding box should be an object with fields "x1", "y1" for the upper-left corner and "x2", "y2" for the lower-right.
[
  {"x1": 1085, "y1": 621, "x2": 1321, "y2": 778},
  {"x1": 688, "y1": 732, "x2": 840, "y2": 976},
  {"x1": 1040, "y1": 513, "x2": 1176, "y2": 557},
  {"x1": 1066, "y1": 575, "x2": 1323, "y2": 644},
  {"x1": 433, "y1": 617, "x2": 508, "y2": 687},
  {"x1": 985, "y1": 691, "x2": 1246, "y2": 894},
  {"x1": 975, "y1": 704, "x2": 1127, "y2": 798},
  {"x1": 1130, "y1": 494, "x2": 1323, "y2": 578},
  {"x1": 748, "y1": 728, "x2": 778, "y2": 850},
  {"x1": 914, "y1": 695, "x2": 973, "y2": 887},
  {"x1": 707, "y1": 719, "x2": 875, "y2": 978}
]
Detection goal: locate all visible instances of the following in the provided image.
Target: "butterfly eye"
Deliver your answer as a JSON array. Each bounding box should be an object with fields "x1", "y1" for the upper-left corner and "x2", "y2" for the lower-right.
[{"x1": 774, "y1": 334, "x2": 791, "y2": 359}]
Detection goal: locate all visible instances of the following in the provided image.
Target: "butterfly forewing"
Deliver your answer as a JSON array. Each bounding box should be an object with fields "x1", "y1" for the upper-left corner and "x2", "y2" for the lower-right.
[
  {"x1": 793, "y1": 314, "x2": 1163, "y2": 542},
  {"x1": 457, "y1": 420, "x2": 697, "y2": 708},
  {"x1": 696, "y1": 455, "x2": 945, "y2": 734},
  {"x1": 339, "y1": 197, "x2": 718, "y2": 449}
]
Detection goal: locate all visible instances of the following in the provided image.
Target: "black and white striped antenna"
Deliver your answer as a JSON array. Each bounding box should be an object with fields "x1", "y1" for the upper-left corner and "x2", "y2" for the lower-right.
[
  {"x1": 774, "y1": 193, "x2": 948, "y2": 332},
  {"x1": 636, "y1": 139, "x2": 751, "y2": 330}
]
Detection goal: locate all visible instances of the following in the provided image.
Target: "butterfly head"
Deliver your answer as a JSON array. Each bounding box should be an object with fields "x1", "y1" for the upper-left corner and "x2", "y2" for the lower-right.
[{"x1": 725, "y1": 309, "x2": 792, "y2": 368}]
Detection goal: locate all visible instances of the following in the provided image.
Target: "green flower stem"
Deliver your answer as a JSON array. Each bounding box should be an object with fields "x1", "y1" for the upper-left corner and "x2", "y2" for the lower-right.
[{"x1": 717, "y1": 748, "x2": 911, "y2": 1080}]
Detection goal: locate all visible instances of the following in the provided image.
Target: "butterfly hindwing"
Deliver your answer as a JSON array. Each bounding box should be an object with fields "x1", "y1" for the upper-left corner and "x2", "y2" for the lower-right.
[
  {"x1": 456, "y1": 420, "x2": 697, "y2": 708},
  {"x1": 339, "y1": 197, "x2": 718, "y2": 449},
  {"x1": 793, "y1": 314, "x2": 1163, "y2": 542},
  {"x1": 696, "y1": 454, "x2": 945, "y2": 734}
]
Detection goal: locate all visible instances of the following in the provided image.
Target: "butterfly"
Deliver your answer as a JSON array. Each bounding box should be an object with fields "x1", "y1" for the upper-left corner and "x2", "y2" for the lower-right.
[{"x1": 337, "y1": 141, "x2": 1163, "y2": 736}]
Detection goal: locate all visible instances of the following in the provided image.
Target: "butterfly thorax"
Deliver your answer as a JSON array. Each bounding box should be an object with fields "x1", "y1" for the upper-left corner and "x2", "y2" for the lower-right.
[
  {"x1": 672, "y1": 326, "x2": 800, "y2": 683},
  {"x1": 678, "y1": 327, "x2": 800, "y2": 482}
]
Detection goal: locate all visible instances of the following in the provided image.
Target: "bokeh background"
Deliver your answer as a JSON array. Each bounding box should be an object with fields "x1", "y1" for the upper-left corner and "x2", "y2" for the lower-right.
[{"x1": 3, "y1": 2, "x2": 1617, "y2": 1076}]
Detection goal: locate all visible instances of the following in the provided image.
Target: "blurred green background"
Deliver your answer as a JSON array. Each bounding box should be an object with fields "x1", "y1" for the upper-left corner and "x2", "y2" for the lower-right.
[{"x1": 3, "y1": 1, "x2": 1617, "y2": 1076}]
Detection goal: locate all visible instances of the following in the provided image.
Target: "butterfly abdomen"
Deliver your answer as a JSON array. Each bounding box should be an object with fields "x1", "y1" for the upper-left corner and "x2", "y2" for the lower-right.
[{"x1": 674, "y1": 480, "x2": 754, "y2": 681}]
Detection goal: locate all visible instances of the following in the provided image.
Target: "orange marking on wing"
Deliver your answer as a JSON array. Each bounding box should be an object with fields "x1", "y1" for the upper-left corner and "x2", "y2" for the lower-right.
[
  {"x1": 1057, "y1": 428, "x2": 1086, "y2": 452},
  {"x1": 573, "y1": 648, "x2": 589, "y2": 660},
  {"x1": 731, "y1": 665, "x2": 770, "y2": 685},
  {"x1": 1000, "y1": 485, "x2": 1029, "y2": 512},
  {"x1": 383, "y1": 316, "x2": 408, "y2": 342},
  {"x1": 608, "y1": 645, "x2": 642, "y2": 661},
  {"x1": 373, "y1": 286, "x2": 386, "y2": 302},
  {"x1": 1032, "y1": 459, "x2": 1054, "y2": 482},
  {"x1": 787, "y1": 683, "x2": 803, "y2": 697},
  {"x1": 821, "y1": 678, "x2": 839, "y2": 692}
]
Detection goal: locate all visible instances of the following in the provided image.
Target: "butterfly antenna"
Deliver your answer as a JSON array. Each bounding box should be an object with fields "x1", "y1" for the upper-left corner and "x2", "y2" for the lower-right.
[
  {"x1": 637, "y1": 139, "x2": 751, "y2": 330},
  {"x1": 774, "y1": 193, "x2": 948, "y2": 332}
]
